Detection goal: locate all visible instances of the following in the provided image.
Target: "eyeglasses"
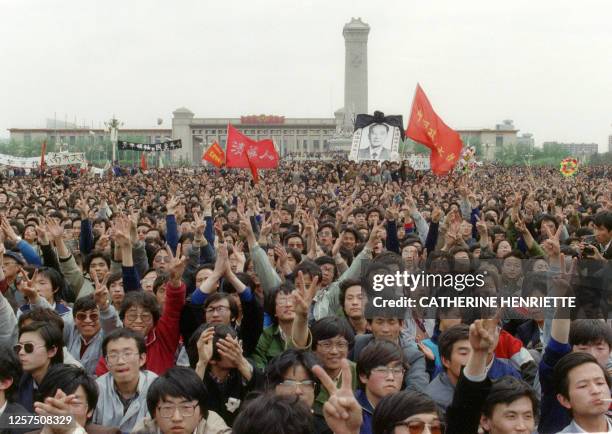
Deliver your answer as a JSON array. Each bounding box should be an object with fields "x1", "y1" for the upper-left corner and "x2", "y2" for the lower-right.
[
  {"x1": 105, "y1": 351, "x2": 139, "y2": 364},
  {"x1": 277, "y1": 380, "x2": 315, "y2": 391},
  {"x1": 154, "y1": 256, "x2": 171, "y2": 263},
  {"x1": 371, "y1": 366, "x2": 405, "y2": 377},
  {"x1": 394, "y1": 421, "x2": 445, "y2": 434},
  {"x1": 75, "y1": 312, "x2": 99, "y2": 322},
  {"x1": 125, "y1": 311, "x2": 153, "y2": 322},
  {"x1": 276, "y1": 297, "x2": 293, "y2": 307},
  {"x1": 14, "y1": 343, "x2": 46, "y2": 354},
  {"x1": 205, "y1": 306, "x2": 230, "y2": 315},
  {"x1": 157, "y1": 402, "x2": 198, "y2": 419},
  {"x1": 317, "y1": 340, "x2": 349, "y2": 352}
]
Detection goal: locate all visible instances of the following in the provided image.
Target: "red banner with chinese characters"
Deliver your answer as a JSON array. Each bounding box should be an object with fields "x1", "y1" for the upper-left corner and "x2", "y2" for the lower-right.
[
  {"x1": 202, "y1": 142, "x2": 226, "y2": 168},
  {"x1": 225, "y1": 124, "x2": 279, "y2": 169},
  {"x1": 406, "y1": 84, "x2": 463, "y2": 175}
]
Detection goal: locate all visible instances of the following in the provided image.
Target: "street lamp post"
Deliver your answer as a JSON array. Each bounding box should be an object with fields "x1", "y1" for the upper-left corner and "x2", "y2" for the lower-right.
[{"x1": 104, "y1": 116, "x2": 123, "y2": 164}]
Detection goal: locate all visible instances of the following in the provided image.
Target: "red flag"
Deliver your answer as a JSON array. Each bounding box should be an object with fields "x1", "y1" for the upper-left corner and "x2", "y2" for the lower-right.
[
  {"x1": 40, "y1": 140, "x2": 47, "y2": 168},
  {"x1": 246, "y1": 154, "x2": 259, "y2": 183},
  {"x1": 140, "y1": 153, "x2": 147, "y2": 170},
  {"x1": 225, "y1": 124, "x2": 279, "y2": 169},
  {"x1": 406, "y1": 84, "x2": 463, "y2": 175},
  {"x1": 202, "y1": 142, "x2": 226, "y2": 168}
]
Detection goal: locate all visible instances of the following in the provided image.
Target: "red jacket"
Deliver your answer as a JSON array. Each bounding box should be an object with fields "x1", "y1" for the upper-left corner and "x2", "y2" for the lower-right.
[
  {"x1": 95, "y1": 281, "x2": 186, "y2": 376},
  {"x1": 495, "y1": 329, "x2": 532, "y2": 368}
]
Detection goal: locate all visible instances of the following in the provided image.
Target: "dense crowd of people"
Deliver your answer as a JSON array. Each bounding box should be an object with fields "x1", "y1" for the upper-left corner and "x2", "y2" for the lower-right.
[{"x1": 0, "y1": 159, "x2": 611, "y2": 434}]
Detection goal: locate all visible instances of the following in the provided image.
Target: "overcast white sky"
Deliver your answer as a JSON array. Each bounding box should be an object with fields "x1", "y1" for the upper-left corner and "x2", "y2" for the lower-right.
[{"x1": 1, "y1": 0, "x2": 611, "y2": 150}]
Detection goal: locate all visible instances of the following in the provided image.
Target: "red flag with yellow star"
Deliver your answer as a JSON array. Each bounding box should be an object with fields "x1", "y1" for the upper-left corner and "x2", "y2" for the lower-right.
[{"x1": 406, "y1": 84, "x2": 463, "y2": 175}]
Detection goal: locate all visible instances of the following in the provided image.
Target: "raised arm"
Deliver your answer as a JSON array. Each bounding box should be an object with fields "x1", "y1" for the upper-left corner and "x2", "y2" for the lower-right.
[
  {"x1": 165, "y1": 196, "x2": 180, "y2": 255},
  {"x1": 240, "y1": 210, "x2": 281, "y2": 294},
  {"x1": 291, "y1": 271, "x2": 318, "y2": 349},
  {"x1": 113, "y1": 214, "x2": 141, "y2": 292}
]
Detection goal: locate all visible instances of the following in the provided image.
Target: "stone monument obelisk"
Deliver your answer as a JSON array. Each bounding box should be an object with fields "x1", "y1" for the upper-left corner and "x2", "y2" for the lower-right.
[{"x1": 332, "y1": 17, "x2": 370, "y2": 153}]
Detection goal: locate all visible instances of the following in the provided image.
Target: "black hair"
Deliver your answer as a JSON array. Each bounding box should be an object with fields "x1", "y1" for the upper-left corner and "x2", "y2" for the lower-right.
[
  {"x1": 593, "y1": 211, "x2": 612, "y2": 231},
  {"x1": 502, "y1": 249, "x2": 527, "y2": 261},
  {"x1": 18, "y1": 307, "x2": 64, "y2": 332},
  {"x1": 178, "y1": 232, "x2": 194, "y2": 245},
  {"x1": 232, "y1": 393, "x2": 312, "y2": 434},
  {"x1": 73, "y1": 294, "x2": 98, "y2": 316},
  {"x1": 37, "y1": 365, "x2": 98, "y2": 414},
  {"x1": 483, "y1": 376, "x2": 540, "y2": 421},
  {"x1": 119, "y1": 291, "x2": 161, "y2": 324},
  {"x1": 357, "y1": 339, "x2": 405, "y2": 380},
  {"x1": 33, "y1": 267, "x2": 66, "y2": 302},
  {"x1": 264, "y1": 349, "x2": 318, "y2": 390},
  {"x1": 285, "y1": 248, "x2": 303, "y2": 266},
  {"x1": 537, "y1": 213, "x2": 559, "y2": 232},
  {"x1": 221, "y1": 272, "x2": 255, "y2": 294},
  {"x1": 372, "y1": 390, "x2": 440, "y2": 434},
  {"x1": 314, "y1": 255, "x2": 338, "y2": 280},
  {"x1": 438, "y1": 324, "x2": 470, "y2": 366},
  {"x1": 147, "y1": 367, "x2": 209, "y2": 420},
  {"x1": 18, "y1": 321, "x2": 64, "y2": 365},
  {"x1": 106, "y1": 271, "x2": 123, "y2": 286},
  {"x1": 283, "y1": 231, "x2": 305, "y2": 249},
  {"x1": 83, "y1": 251, "x2": 111, "y2": 275},
  {"x1": 569, "y1": 319, "x2": 612, "y2": 349},
  {"x1": 317, "y1": 222, "x2": 338, "y2": 239},
  {"x1": 352, "y1": 207, "x2": 367, "y2": 217},
  {"x1": 0, "y1": 344, "x2": 22, "y2": 401},
  {"x1": 311, "y1": 317, "x2": 355, "y2": 352},
  {"x1": 203, "y1": 292, "x2": 239, "y2": 323},
  {"x1": 294, "y1": 260, "x2": 322, "y2": 281},
  {"x1": 339, "y1": 279, "x2": 363, "y2": 308},
  {"x1": 102, "y1": 328, "x2": 146, "y2": 357},
  {"x1": 554, "y1": 352, "x2": 612, "y2": 400},
  {"x1": 152, "y1": 271, "x2": 170, "y2": 295},
  {"x1": 342, "y1": 227, "x2": 362, "y2": 244},
  {"x1": 186, "y1": 323, "x2": 238, "y2": 368},
  {"x1": 264, "y1": 282, "x2": 295, "y2": 325},
  {"x1": 366, "y1": 207, "x2": 384, "y2": 220},
  {"x1": 521, "y1": 272, "x2": 549, "y2": 297}
]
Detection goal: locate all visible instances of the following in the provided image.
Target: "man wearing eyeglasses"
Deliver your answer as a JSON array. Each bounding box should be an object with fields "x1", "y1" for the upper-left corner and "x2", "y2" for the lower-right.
[
  {"x1": 93, "y1": 328, "x2": 158, "y2": 433},
  {"x1": 65, "y1": 293, "x2": 120, "y2": 376},
  {"x1": 132, "y1": 367, "x2": 230, "y2": 434},
  {"x1": 356, "y1": 340, "x2": 406, "y2": 434}
]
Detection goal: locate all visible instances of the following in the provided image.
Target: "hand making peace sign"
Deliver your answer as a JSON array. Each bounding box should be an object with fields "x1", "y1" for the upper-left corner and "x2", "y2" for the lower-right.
[{"x1": 313, "y1": 359, "x2": 362, "y2": 434}]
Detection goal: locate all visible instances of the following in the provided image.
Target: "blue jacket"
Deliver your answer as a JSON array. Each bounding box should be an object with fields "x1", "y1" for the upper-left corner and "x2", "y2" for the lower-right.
[
  {"x1": 355, "y1": 389, "x2": 373, "y2": 434},
  {"x1": 538, "y1": 337, "x2": 572, "y2": 434},
  {"x1": 488, "y1": 357, "x2": 522, "y2": 380}
]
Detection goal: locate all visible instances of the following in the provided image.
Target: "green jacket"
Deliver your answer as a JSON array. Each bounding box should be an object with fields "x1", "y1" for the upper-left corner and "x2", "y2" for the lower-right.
[
  {"x1": 313, "y1": 361, "x2": 358, "y2": 417},
  {"x1": 253, "y1": 324, "x2": 290, "y2": 370}
]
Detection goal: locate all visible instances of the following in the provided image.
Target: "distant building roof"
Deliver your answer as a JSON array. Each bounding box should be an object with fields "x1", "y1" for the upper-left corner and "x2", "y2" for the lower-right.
[{"x1": 8, "y1": 128, "x2": 171, "y2": 134}]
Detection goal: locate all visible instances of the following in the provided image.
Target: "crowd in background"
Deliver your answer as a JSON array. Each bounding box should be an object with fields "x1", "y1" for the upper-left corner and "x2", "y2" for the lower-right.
[{"x1": 0, "y1": 159, "x2": 611, "y2": 434}]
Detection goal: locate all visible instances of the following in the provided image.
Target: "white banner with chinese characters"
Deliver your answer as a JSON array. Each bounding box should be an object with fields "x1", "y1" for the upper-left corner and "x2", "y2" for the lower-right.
[
  {"x1": 0, "y1": 152, "x2": 87, "y2": 169},
  {"x1": 406, "y1": 154, "x2": 431, "y2": 171}
]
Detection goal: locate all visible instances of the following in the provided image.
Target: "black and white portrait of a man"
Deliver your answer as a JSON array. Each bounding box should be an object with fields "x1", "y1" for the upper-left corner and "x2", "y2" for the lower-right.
[{"x1": 357, "y1": 123, "x2": 393, "y2": 161}]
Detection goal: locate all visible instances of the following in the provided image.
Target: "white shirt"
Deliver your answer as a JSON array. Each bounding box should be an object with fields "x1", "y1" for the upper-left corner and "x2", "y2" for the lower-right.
[
  {"x1": 0, "y1": 401, "x2": 7, "y2": 418},
  {"x1": 565, "y1": 417, "x2": 612, "y2": 433}
]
